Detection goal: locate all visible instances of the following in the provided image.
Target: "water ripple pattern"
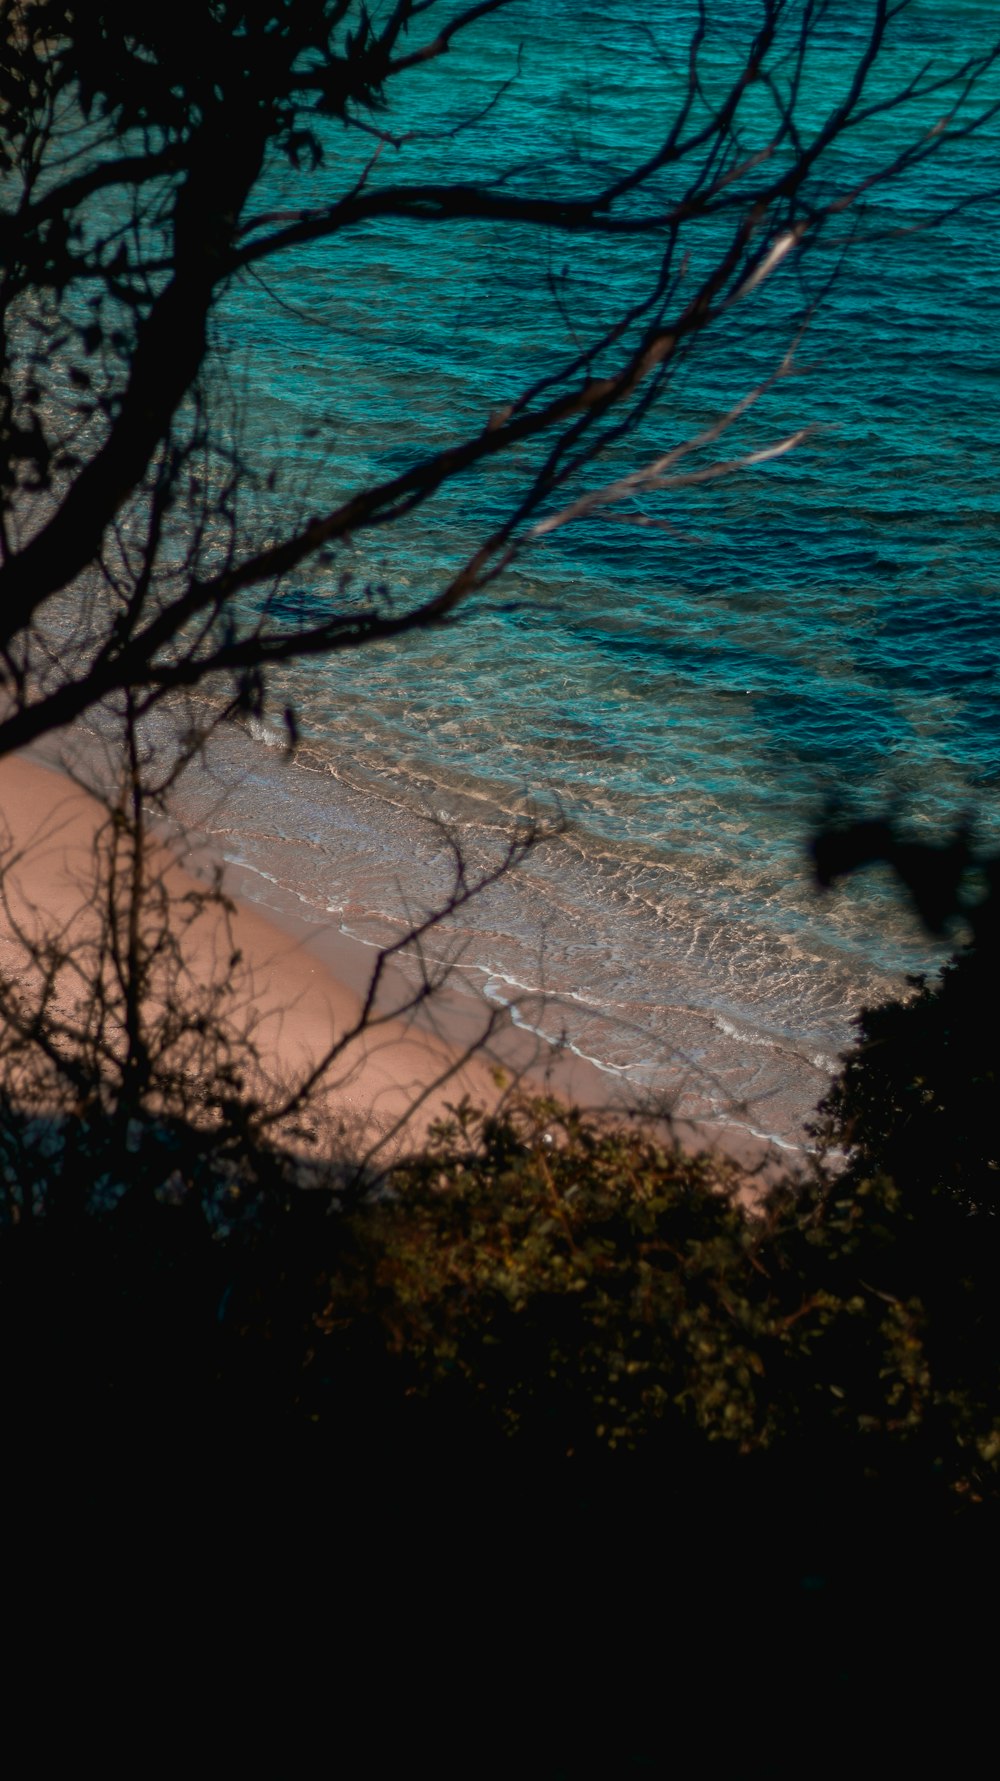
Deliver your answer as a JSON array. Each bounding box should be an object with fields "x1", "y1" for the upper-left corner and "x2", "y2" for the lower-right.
[{"x1": 93, "y1": 3, "x2": 1000, "y2": 1148}]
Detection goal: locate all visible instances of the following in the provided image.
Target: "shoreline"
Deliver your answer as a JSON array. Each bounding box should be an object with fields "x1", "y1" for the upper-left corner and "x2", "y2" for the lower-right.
[{"x1": 1, "y1": 745, "x2": 794, "y2": 1183}]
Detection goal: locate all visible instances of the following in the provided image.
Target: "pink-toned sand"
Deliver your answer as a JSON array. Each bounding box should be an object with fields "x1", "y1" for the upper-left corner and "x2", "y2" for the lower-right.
[
  {"x1": 0, "y1": 750, "x2": 789, "y2": 1184},
  {"x1": 0, "y1": 751, "x2": 521, "y2": 1157}
]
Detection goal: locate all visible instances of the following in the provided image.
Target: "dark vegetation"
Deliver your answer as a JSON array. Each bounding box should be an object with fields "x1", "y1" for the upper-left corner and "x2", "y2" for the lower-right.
[
  {"x1": 3, "y1": 897, "x2": 997, "y2": 1750},
  {"x1": 3, "y1": 826, "x2": 997, "y2": 1504},
  {"x1": 3, "y1": 925, "x2": 996, "y2": 1497}
]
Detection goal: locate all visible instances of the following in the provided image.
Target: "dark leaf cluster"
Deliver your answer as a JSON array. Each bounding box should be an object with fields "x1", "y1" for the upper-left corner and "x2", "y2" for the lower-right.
[{"x1": 3, "y1": 1081, "x2": 997, "y2": 1508}]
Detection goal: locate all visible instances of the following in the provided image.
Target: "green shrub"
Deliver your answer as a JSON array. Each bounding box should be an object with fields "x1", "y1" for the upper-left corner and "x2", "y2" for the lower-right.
[
  {"x1": 3, "y1": 1072, "x2": 998, "y2": 1505},
  {"x1": 296, "y1": 1095, "x2": 999, "y2": 1495}
]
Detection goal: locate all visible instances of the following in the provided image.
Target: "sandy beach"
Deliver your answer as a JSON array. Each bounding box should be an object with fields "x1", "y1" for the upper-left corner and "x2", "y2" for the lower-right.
[
  {"x1": 0, "y1": 748, "x2": 788, "y2": 1182},
  {"x1": 0, "y1": 750, "x2": 523, "y2": 1157}
]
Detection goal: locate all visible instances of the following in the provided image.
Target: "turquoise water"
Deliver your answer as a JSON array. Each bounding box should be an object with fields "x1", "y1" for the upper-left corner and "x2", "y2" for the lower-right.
[{"x1": 143, "y1": 2, "x2": 1000, "y2": 1146}]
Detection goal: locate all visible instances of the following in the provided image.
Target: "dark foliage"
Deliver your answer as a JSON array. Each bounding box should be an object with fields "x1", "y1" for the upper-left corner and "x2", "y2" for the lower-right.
[
  {"x1": 4, "y1": 1090, "x2": 997, "y2": 1503},
  {"x1": 2, "y1": 1049, "x2": 996, "y2": 1751},
  {"x1": 800, "y1": 814, "x2": 1000, "y2": 1513},
  {"x1": 812, "y1": 947, "x2": 1000, "y2": 1221},
  {"x1": 811, "y1": 812, "x2": 1000, "y2": 1217}
]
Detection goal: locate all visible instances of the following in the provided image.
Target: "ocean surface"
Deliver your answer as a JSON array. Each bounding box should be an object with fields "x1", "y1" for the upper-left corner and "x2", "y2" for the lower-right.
[{"x1": 71, "y1": 2, "x2": 1000, "y2": 1149}]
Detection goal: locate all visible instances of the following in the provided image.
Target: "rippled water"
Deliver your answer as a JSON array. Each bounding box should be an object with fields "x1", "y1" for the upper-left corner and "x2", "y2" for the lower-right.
[{"x1": 94, "y1": 3, "x2": 1000, "y2": 1147}]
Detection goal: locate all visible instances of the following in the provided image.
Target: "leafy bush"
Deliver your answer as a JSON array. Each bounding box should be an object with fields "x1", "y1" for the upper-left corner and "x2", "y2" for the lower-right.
[
  {"x1": 2, "y1": 1079, "x2": 998, "y2": 1506},
  {"x1": 812, "y1": 946, "x2": 1000, "y2": 1219},
  {"x1": 298, "y1": 1096, "x2": 997, "y2": 1496}
]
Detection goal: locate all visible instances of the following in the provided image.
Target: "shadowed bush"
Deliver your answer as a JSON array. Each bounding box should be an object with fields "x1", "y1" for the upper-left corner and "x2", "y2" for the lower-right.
[
  {"x1": 812, "y1": 946, "x2": 1000, "y2": 1221},
  {"x1": 3, "y1": 1088, "x2": 997, "y2": 1515}
]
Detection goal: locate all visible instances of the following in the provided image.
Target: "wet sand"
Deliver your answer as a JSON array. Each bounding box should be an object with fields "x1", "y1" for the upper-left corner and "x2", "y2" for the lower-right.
[{"x1": 0, "y1": 749, "x2": 790, "y2": 1183}]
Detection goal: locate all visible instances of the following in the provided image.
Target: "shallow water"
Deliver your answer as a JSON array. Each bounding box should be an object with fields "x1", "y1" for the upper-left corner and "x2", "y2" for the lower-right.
[{"x1": 66, "y1": 3, "x2": 1000, "y2": 1148}]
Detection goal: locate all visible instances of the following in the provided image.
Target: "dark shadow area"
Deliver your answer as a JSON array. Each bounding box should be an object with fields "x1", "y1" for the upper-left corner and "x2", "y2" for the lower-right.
[{"x1": 5, "y1": 812, "x2": 999, "y2": 1761}]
